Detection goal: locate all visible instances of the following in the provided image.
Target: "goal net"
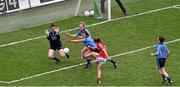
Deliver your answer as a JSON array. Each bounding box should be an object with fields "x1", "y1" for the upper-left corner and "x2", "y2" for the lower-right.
[{"x1": 0, "y1": 0, "x2": 128, "y2": 33}]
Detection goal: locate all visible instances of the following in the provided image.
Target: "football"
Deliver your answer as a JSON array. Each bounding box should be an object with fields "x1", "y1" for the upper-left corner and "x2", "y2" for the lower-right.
[
  {"x1": 84, "y1": 11, "x2": 90, "y2": 17},
  {"x1": 89, "y1": 10, "x2": 94, "y2": 16},
  {"x1": 64, "y1": 48, "x2": 69, "y2": 53}
]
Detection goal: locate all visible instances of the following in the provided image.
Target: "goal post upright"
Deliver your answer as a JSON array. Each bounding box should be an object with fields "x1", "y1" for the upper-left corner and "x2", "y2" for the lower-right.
[
  {"x1": 75, "y1": 0, "x2": 82, "y2": 16},
  {"x1": 108, "y1": 0, "x2": 111, "y2": 20}
]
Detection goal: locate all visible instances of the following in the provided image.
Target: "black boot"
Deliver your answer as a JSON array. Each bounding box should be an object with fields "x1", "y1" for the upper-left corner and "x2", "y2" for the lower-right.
[{"x1": 65, "y1": 53, "x2": 70, "y2": 58}]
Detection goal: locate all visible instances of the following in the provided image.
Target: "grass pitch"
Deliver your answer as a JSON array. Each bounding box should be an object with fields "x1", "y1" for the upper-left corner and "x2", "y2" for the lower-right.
[{"x1": 0, "y1": 0, "x2": 180, "y2": 86}]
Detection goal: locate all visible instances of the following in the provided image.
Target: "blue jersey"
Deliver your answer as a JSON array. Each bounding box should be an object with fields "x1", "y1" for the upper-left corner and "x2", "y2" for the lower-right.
[
  {"x1": 82, "y1": 37, "x2": 96, "y2": 47},
  {"x1": 156, "y1": 43, "x2": 169, "y2": 60},
  {"x1": 76, "y1": 29, "x2": 91, "y2": 38}
]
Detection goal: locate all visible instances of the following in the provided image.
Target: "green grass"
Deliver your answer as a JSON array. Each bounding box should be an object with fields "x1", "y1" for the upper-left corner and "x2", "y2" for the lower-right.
[
  {"x1": 112, "y1": 0, "x2": 180, "y2": 18},
  {"x1": 0, "y1": 0, "x2": 180, "y2": 86}
]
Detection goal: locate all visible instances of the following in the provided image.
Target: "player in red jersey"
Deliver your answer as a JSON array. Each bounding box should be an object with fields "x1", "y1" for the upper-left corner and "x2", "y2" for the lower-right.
[{"x1": 84, "y1": 38, "x2": 117, "y2": 83}]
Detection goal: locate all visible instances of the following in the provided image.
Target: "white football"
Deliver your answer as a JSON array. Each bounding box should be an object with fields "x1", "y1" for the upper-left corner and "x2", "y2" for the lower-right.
[
  {"x1": 84, "y1": 11, "x2": 90, "y2": 17},
  {"x1": 64, "y1": 48, "x2": 69, "y2": 53},
  {"x1": 89, "y1": 10, "x2": 94, "y2": 16}
]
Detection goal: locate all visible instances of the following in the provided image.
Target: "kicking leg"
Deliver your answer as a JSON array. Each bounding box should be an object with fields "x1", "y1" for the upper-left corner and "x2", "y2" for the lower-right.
[
  {"x1": 83, "y1": 49, "x2": 95, "y2": 68},
  {"x1": 107, "y1": 58, "x2": 117, "y2": 69},
  {"x1": 81, "y1": 46, "x2": 89, "y2": 59}
]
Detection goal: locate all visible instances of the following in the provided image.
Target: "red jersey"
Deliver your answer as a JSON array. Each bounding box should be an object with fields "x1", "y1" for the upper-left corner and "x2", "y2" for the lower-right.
[{"x1": 96, "y1": 43, "x2": 109, "y2": 59}]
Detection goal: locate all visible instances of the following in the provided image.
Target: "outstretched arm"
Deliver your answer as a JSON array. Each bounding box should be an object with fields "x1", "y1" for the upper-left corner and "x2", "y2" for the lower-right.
[
  {"x1": 66, "y1": 32, "x2": 77, "y2": 38},
  {"x1": 151, "y1": 52, "x2": 158, "y2": 56},
  {"x1": 66, "y1": 39, "x2": 83, "y2": 43}
]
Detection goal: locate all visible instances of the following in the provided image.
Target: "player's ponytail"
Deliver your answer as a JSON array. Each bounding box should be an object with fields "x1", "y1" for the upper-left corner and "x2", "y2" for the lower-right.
[{"x1": 94, "y1": 38, "x2": 102, "y2": 43}]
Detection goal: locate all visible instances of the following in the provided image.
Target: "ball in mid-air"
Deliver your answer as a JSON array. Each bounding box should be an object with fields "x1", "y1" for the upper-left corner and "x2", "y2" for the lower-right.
[{"x1": 64, "y1": 48, "x2": 69, "y2": 53}]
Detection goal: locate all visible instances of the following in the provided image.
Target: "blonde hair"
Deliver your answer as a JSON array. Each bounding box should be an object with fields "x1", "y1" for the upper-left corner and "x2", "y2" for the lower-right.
[{"x1": 80, "y1": 21, "x2": 86, "y2": 28}]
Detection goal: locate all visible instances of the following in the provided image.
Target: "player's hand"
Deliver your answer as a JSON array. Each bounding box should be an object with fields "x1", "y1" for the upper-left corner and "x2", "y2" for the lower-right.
[
  {"x1": 55, "y1": 29, "x2": 59, "y2": 33},
  {"x1": 78, "y1": 36, "x2": 83, "y2": 39},
  {"x1": 151, "y1": 52, "x2": 154, "y2": 56},
  {"x1": 45, "y1": 29, "x2": 49, "y2": 36},
  {"x1": 66, "y1": 32, "x2": 70, "y2": 37},
  {"x1": 55, "y1": 28, "x2": 59, "y2": 32}
]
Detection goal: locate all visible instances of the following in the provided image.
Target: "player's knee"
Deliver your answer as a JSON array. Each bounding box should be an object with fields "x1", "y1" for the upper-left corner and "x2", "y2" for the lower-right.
[
  {"x1": 48, "y1": 54, "x2": 53, "y2": 58},
  {"x1": 59, "y1": 49, "x2": 65, "y2": 57},
  {"x1": 159, "y1": 68, "x2": 164, "y2": 73},
  {"x1": 162, "y1": 69, "x2": 167, "y2": 74}
]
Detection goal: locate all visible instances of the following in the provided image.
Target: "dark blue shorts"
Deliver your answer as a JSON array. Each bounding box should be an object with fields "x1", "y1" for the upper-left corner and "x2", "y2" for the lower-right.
[{"x1": 156, "y1": 58, "x2": 166, "y2": 69}]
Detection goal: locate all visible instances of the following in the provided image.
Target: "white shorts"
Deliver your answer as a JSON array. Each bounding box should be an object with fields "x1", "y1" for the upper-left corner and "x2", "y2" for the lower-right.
[{"x1": 96, "y1": 57, "x2": 107, "y2": 64}]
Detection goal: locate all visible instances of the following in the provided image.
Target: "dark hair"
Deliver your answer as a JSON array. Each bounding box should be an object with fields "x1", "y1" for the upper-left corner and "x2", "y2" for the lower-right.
[
  {"x1": 82, "y1": 30, "x2": 89, "y2": 37},
  {"x1": 159, "y1": 36, "x2": 165, "y2": 43},
  {"x1": 94, "y1": 38, "x2": 102, "y2": 43},
  {"x1": 50, "y1": 23, "x2": 56, "y2": 28}
]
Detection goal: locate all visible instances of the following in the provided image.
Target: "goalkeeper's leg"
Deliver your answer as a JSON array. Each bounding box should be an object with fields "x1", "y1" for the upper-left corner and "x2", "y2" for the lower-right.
[{"x1": 48, "y1": 49, "x2": 60, "y2": 63}]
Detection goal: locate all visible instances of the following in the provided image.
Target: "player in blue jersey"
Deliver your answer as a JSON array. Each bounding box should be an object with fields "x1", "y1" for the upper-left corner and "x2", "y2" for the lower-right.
[
  {"x1": 66, "y1": 30, "x2": 96, "y2": 68},
  {"x1": 66, "y1": 21, "x2": 91, "y2": 39},
  {"x1": 66, "y1": 22, "x2": 92, "y2": 58},
  {"x1": 45, "y1": 23, "x2": 69, "y2": 64},
  {"x1": 151, "y1": 36, "x2": 173, "y2": 85}
]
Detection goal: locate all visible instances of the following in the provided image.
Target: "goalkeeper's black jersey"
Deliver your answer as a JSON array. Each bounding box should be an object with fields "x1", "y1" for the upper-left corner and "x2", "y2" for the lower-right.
[{"x1": 47, "y1": 30, "x2": 61, "y2": 46}]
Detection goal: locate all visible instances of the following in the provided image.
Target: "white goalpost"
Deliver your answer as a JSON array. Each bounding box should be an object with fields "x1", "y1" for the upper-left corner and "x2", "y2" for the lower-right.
[
  {"x1": 75, "y1": 0, "x2": 82, "y2": 16},
  {"x1": 108, "y1": 0, "x2": 111, "y2": 20}
]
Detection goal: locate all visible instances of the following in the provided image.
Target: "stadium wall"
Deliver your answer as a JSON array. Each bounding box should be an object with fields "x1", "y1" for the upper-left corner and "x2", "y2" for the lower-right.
[{"x1": 0, "y1": 0, "x2": 95, "y2": 33}]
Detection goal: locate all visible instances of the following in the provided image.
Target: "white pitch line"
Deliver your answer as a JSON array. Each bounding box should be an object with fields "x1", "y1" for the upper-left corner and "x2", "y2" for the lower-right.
[
  {"x1": 172, "y1": 6, "x2": 180, "y2": 9},
  {"x1": 0, "y1": 81, "x2": 9, "y2": 84},
  {"x1": 0, "y1": 36, "x2": 46, "y2": 48},
  {"x1": 0, "y1": 38, "x2": 179, "y2": 84},
  {"x1": 0, "y1": 4, "x2": 180, "y2": 48},
  {"x1": 111, "y1": 38, "x2": 180, "y2": 58}
]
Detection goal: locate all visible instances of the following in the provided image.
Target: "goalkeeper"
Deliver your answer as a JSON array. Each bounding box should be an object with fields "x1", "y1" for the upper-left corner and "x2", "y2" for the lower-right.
[{"x1": 45, "y1": 23, "x2": 70, "y2": 64}]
